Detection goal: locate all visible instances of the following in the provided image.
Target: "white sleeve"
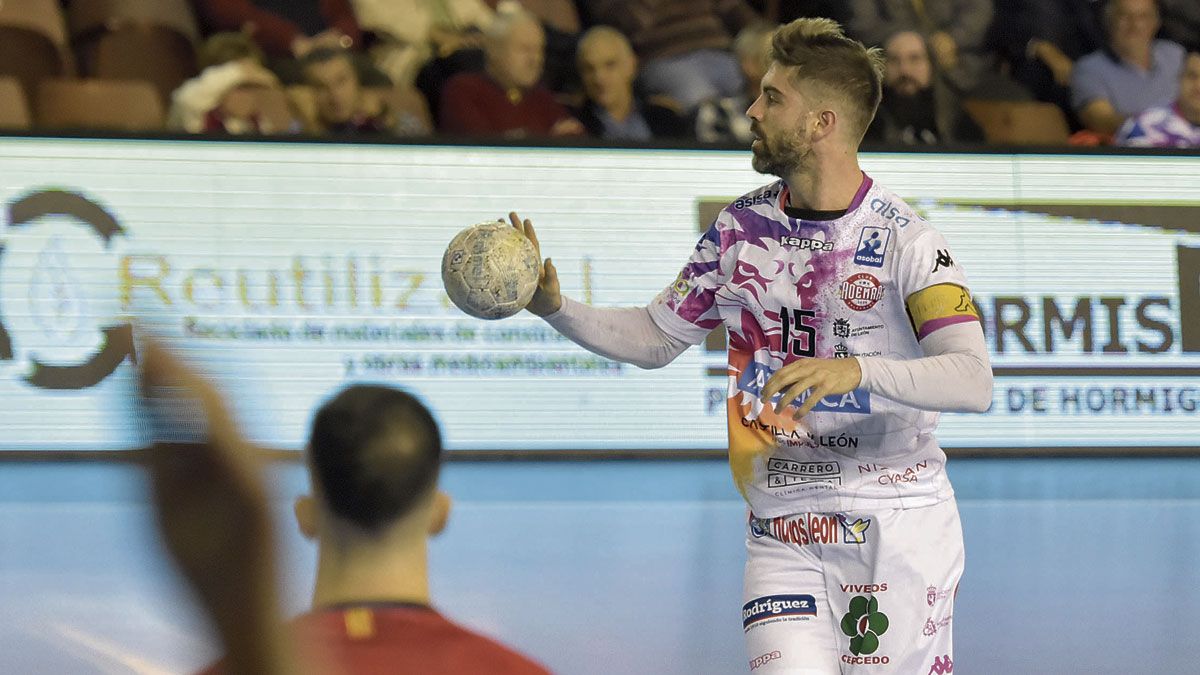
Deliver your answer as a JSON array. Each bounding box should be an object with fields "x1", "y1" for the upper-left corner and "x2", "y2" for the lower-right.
[
  {"x1": 542, "y1": 296, "x2": 692, "y2": 369},
  {"x1": 855, "y1": 320, "x2": 993, "y2": 413}
]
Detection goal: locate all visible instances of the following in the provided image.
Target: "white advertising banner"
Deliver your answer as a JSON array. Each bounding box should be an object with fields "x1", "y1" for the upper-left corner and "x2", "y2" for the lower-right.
[{"x1": 0, "y1": 138, "x2": 1197, "y2": 450}]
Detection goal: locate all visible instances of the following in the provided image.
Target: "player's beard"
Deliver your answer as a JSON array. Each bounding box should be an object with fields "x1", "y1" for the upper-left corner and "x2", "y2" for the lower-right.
[{"x1": 750, "y1": 123, "x2": 812, "y2": 178}]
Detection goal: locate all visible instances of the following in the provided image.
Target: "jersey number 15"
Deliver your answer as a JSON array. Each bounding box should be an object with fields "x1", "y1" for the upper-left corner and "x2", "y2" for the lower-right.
[{"x1": 779, "y1": 308, "x2": 816, "y2": 358}]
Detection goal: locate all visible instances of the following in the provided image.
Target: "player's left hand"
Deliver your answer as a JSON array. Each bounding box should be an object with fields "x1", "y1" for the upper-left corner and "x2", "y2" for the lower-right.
[{"x1": 760, "y1": 357, "x2": 862, "y2": 419}]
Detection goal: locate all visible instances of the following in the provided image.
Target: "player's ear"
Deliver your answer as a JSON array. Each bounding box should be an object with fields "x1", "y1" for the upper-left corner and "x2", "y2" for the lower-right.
[
  {"x1": 813, "y1": 109, "x2": 837, "y2": 141},
  {"x1": 428, "y1": 491, "x2": 452, "y2": 536},
  {"x1": 294, "y1": 494, "x2": 318, "y2": 540}
]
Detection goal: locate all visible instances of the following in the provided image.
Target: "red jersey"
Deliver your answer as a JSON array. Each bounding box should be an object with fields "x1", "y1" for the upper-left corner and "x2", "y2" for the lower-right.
[
  {"x1": 438, "y1": 73, "x2": 576, "y2": 138},
  {"x1": 198, "y1": 604, "x2": 551, "y2": 675}
]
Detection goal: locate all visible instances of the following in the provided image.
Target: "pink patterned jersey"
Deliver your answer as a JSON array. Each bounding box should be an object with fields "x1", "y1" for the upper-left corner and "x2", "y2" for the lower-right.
[
  {"x1": 1116, "y1": 104, "x2": 1200, "y2": 148},
  {"x1": 648, "y1": 174, "x2": 981, "y2": 517}
]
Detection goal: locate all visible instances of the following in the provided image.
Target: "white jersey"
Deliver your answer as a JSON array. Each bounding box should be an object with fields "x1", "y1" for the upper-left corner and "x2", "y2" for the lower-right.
[{"x1": 649, "y1": 175, "x2": 981, "y2": 517}]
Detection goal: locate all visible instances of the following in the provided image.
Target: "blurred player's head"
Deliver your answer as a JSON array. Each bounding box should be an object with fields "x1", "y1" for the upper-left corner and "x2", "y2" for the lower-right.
[
  {"x1": 577, "y1": 26, "x2": 637, "y2": 112},
  {"x1": 1180, "y1": 52, "x2": 1200, "y2": 123},
  {"x1": 746, "y1": 18, "x2": 883, "y2": 176},
  {"x1": 302, "y1": 48, "x2": 363, "y2": 126},
  {"x1": 734, "y1": 23, "x2": 776, "y2": 100},
  {"x1": 1105, "y1": 0, "x2": 1160, "y2": 57},
  {"x1": 295, "y1": 385, "x2": 449, "y2": 546},
  {"x1": 883, "y1": 31, "x2": 933, "y2": 97},
  {"x1": 485, "y1": 8, "x2": 546, "y2": 91}
]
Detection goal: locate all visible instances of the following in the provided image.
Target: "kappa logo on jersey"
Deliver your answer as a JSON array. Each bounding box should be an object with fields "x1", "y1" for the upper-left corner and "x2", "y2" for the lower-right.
[
  {"x1": 931, "y1": 249, "x2": 954, "y2": 272},
  {"x1": 749, "y1": 651, "x2": 782, "y2": 671},
  {"x1": 928, "y1": 655, "x2": 954, "y2": 674},
  {"x1": 840, "y1": 273, "x2": 884, "y2": 311},
  {"x1": 853, "y1": 227, "x2": 890, "y2": 267},
  {"x1": 779, "y1": 235, "x2": 833, "y2": 251},
  {"x1": 742, "y1": 595, "x2": 817, "y2": 631}
]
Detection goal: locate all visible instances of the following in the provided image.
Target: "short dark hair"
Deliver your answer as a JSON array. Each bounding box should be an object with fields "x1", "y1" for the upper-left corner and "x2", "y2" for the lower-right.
[{"x1": 308, "y1": 385, "x2": 442, "y2": 532}]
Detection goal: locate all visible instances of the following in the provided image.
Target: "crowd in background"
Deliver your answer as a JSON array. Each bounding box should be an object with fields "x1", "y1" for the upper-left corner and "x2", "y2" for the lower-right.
[{"x1": 0, "y1": 0, "x2": 1197, "y2": 148}]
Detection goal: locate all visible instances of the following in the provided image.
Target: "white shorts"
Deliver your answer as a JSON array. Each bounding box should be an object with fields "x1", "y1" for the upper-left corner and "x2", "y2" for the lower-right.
[{"x1": 741, "y1": 498, "x2": 963, "y2": 674}]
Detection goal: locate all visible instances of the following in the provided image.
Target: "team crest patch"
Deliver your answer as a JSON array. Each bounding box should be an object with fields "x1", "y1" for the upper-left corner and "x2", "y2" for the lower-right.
[{"x1": 839, "y1": 273, "x2": 884, "y2": 311}]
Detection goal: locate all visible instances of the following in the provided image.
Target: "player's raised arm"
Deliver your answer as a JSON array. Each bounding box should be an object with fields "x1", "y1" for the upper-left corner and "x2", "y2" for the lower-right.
[{"x1": 507, "y1": 211, "x2": 694, "y2": 369}]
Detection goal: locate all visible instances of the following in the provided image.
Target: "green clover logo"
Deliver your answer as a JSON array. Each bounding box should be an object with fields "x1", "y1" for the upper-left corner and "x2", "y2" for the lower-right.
[{"x1": 840, "y1": 595, "x2": 889, "y2": 655}]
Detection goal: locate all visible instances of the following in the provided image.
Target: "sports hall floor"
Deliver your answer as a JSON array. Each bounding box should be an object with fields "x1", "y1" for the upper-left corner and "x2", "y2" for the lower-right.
[{"x1": 1, "y1": 456, "x2": 1197, "y2": 674}]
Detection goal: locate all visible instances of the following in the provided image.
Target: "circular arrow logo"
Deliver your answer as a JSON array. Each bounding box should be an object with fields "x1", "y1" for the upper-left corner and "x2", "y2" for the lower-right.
[{"x1": 0, "y1": 190, "x2": 135, "y2": 390}]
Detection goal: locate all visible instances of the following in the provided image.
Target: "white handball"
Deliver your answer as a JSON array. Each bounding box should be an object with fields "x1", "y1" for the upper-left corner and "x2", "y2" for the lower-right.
[{"x1": 441, "y1": 221, "x2": 541, "y2": 320}]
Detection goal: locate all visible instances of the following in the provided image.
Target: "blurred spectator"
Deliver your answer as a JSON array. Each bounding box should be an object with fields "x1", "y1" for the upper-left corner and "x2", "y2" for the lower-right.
[
  {"x1": 1160, "y1": 0, "x2": 1200, "y2": 53},
  {"x1": 1116, "y1": 51, "x2": 1200, "y2": 146},
  {"x1": 439, "y1": 8, "x2": 583, "y2": 137},
  {"x1": 198, "y1": 384, "x2": 552, "y2": 674},
  {"x1": 509, "y1": 0, "x2": 583, "y2": 92},
  {"x1": 351, "y1": 0, "x2": 493, "y2": 88},
  {"x1": 1071, "y1": 0, "x2": 1185, "y2": 137},
  {"x1": 141, "y1": 343, "x2": 298, "y2": 675},
  {"x1": 989, "y1": 0, "x2": 1105, "y2": 130},
  {"x1": 198, "y1": 31, "x2": 268, "y2": 71},
  {"x1": 583, "y1": 0, "x2": 761, "y2": 112},
  {"x1": 693, "y1": 22, "x2": 774, "y2": 144},
  {"x1": 865, "y1": 31, "x2": 984, "y2": 145},
  {"x1": 193, "y1": 0, "x2": 388, "y2": 85},
  {"x1": 848, "y1": 0, "x2": 995, "y2": 95},
  {"x1": 573, "y1": 26, "x2": 689, "y2": 141},
  {"x1": 168, "y1": 59, "x2": 293, "y2": 134},
  {"x1": 301, "y1": 47, "x2": 424, "y2": 135}
]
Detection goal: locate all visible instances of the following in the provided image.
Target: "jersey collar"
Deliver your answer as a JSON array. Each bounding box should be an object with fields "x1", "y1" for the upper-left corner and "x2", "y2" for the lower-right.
[{"x1": 777, "y1": 172, "x2": 873, "y2": 222}]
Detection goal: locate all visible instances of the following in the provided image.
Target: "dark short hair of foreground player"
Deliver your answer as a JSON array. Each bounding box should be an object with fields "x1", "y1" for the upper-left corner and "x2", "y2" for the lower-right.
[{"x1": 198, "y1": 385, "x2": 550, "y2": 675}]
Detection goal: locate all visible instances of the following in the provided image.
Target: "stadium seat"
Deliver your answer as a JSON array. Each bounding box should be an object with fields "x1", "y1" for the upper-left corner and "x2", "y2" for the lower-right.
[
  {"x1": 0, "y1": 26, "x2": 67, "y2": 101},
  {"x1": 35, "y1": 78, "x2": 164, "y2": 131},
  {"x1": 66, "y1": 0, "x2": 200, "y2": 44},
  {"x1": 0, "y1": 77, "x2": 32, "y2": 129},
  {"x1": 0, "y1": 0, "x2": 69, "y2": 49},
  {"x1": 963, "y1": 100, "x2": 1072, "y2": 146},
  {"x1": 91, "y1": 25, "x2": 198, "y2": 107},
  {"x1": 0, "y1": 0, "x2": 73, "y2": 97}
]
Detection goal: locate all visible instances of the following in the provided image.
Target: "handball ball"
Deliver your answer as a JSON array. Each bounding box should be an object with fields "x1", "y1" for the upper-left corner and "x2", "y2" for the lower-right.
[{"x1": 441, "y1": 221, "x2": 541, "y2": 320}]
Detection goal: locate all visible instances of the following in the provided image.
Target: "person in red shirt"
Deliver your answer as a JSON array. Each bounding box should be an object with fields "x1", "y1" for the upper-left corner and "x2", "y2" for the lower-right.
[
  {"x1": 439, "y1": 7, "x2": 584, "y2": 138},
  {"x1": 276, "y1": 384, "x2": 551, "y2": 674},
  {"x1": 140, "y1": 341, "x2": 550, "y2": 675}
]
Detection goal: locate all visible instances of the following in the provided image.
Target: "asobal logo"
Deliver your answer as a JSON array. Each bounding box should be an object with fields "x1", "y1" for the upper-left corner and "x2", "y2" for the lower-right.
[{"x1": 0, "y1": 190, "x2": 135, "y2": 389}]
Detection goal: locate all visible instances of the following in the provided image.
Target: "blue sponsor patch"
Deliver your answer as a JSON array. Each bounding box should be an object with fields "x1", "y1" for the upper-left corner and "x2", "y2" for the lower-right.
[
  {"x1": 853, "y1": 227, "x2": 890, "y2": 267},
  {"x1": 742, "y1": 594, "x2": 818, "y2": 630},
  {"x1": 736, "y1": 361, "x2": 871, "y2": 414},
  {"x1": 800, "y1": 388, "x2": 871, "y2": 414}
]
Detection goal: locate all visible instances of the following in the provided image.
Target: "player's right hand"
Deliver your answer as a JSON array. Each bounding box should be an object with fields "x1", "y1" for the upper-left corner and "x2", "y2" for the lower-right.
[{"x1": 509, "y1": 211, "x2": 562, "y2": 316}]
